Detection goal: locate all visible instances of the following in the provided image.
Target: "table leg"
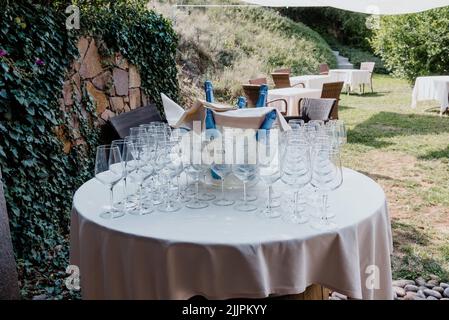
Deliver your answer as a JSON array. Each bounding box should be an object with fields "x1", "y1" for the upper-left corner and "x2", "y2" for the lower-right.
[{"x1": 272, "y1": 284, "x2": 331, "y2": 300}]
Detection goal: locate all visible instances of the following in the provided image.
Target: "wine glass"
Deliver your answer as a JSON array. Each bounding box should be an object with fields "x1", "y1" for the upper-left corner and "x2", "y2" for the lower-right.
[
  {"x1": 281, "y1": 138, "x2": 312, "y2": 224},
  {"x1": 211, "y1": 135, "x2": 234, "y2": 206},
  {"x1": 310, "y1": 145, "x2": 343, "y2": 230},
  {"x1": 232, "y1": 138, "x2": 258, "y2": 212},
  {"x1": 184, "y1": 163, "x2": 209, "y2": 209},
  {"x1": 127, "y1": 135, "x2": 155, "y2": 215},
  {"x1": 157, "y1": 141, "x2": 183, "y2": 212},
  {"x1": 95, "y1": 145, "x2": 125, "y2": 219},
  {"x1": 257, "y1": 129, "x2": 282, "y2": 218},
  {"x1": 111, "y1": 139, "x2": 137, "y2": 211}
]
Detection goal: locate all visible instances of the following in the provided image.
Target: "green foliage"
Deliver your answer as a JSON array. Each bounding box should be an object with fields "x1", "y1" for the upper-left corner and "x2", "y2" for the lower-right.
[
  {"x1": 78, "y1": 0, "x2": 179, "y2": 112},
  {"x1": 279, "y1": 7, "x2": 373, "y2": 52},
  {"x1": 0, "y1": 0, "x2": 178, "y2": 299},
  {"x1": 161, "y1": 4, "x2": 336, "y2": 102},
  {"x1": 371, "y1": 8, "x2": 449, "y2": 82}
]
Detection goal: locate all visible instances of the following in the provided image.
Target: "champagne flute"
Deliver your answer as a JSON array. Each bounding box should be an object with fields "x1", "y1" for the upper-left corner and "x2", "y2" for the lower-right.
[
  {"x1": 281, "y1": 138, "x2": 312, "y2": 224},
  {"x1": 258, "y1": 129, "x2": 282, "y2": 218},
  {"x1": 310, "y1": 145, "x2": 343, "y2": 230},
  {"x1": 157, "y1": 141, "x2": 183, "y2": 212},
  {"x1": 95, "y1": 145, "x2": 125, "y2": 219}
]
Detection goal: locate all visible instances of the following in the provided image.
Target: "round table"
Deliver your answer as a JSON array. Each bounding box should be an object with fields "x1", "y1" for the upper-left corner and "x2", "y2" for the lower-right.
[{"x1": 70, "y1": 168, "x2": 393, "y2": 300}]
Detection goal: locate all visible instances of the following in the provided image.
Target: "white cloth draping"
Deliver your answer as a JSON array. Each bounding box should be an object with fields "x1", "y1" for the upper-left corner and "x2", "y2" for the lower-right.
[
  {"x1": 329, "y1": 69, "x2": 371, "y2": 91},
  {"x1": 241, "y1": 0, "x2": 449, "y2": 15},
  {"x1": 411, "y1": 76, "x2": 449, "y2": 113},
  {"x1": 290, "y1": 75, "x2": 333, "y2": 90},
  {"x1": 267, "y1": 88, "x2": 322, "y2": 116},
  {"x1": 70, "y1": 168, "x2": 394, "y2": 300},
  {"x1": 161, "y1": 94, "x2": 290, "y2": 131}
]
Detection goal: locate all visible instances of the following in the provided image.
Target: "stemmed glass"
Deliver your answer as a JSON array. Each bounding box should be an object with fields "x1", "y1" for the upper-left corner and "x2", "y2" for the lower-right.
[
  {"x1": 257, "y1": 129, "x2": 282, "y2": 218},
  {"x1": 157, "y1": 141, "x2": 183, "y2": 212},
  {"x1": 111, "y1": 139, "x2": 137, "y2": 211},
  {"x1": 233, "y1": 139, "x2": 258, "y2": 212},
  {"x1": 310, "y1": 145, "x2": 343, "y2": 230},
  {"x1": 95, "y1": 145, "x2": 125, "y2": 219},
  {"x1": 211, "y1": 134, "x2": 234, "y2": 206},
  {"x1": 281, "y1": 136, "x2": 312, "y2": 224},
  {"x1": 127, "y1": 135, "x2": 155, "y2": 215},
  {"x1": 184, "y1": 163, "x2": 209, "y2": 209}
]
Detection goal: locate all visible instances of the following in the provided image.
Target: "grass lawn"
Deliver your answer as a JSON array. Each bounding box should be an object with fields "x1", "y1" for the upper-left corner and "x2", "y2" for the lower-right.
[{"x1": 339, "y1": 74, "x2": 449, "y2": 281}]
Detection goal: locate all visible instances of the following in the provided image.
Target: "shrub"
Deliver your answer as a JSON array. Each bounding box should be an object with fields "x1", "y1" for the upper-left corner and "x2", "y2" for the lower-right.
[
  {"x1": 371, "y1": 8, "x2": 449, "y2": 82},
  {"x1": 155, "y1": 3, "x2": 337, "y2": 102},
  {"x1": 0, "y1": 0, "x2": 178, "y2": 298}
]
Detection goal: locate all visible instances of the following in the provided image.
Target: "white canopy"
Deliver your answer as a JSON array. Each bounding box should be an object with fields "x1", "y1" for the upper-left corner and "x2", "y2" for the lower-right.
[{"x1": 241, "y1": 0, "x2": 449, "y2": 15}]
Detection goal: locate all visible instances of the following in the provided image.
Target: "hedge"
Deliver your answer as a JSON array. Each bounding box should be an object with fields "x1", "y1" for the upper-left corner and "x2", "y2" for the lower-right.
[{"x1": 0, "y1": 0, "x2": 179, "y2": 298}]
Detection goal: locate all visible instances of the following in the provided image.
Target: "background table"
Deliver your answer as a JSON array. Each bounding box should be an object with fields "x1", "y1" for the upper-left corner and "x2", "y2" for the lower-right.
[
  {"x1": 70, "y1": 168, "x2": 393, "y2": 300},
  {"x1": 290, "y1": 75, "x2": 333, "y2": 90},
  {"x1": 267, "y1": 87, "x2": 322, "y2": 116},
  {"x1": 329, "y1": 69, "x2": 371, "y2": 92},
  {"x1": 411, "y1": 76, "x2": 449, "y2": 113}
]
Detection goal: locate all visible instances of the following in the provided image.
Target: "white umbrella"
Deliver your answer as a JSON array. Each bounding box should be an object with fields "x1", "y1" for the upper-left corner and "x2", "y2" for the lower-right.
[{"x1": 241, "y1": 0, "x2": 449, "y2": 15}]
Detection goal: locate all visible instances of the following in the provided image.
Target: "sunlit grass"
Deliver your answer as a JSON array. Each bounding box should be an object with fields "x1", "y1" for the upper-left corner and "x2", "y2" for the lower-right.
[{"x1": 340, "y1": 74, "x2": 449, "y2": 281}]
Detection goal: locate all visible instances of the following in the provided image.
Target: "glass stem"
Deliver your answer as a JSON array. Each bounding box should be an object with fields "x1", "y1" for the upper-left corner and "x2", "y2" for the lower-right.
[
  {"x1": 166, "y1": 180, "x2": 172, "y2": 209},
  {"x1": 109, "y1": 185, "x2": 114, "y2": 212},
  {"x1": 267, "y1": 185, "x2": 273, "y2": 211},
  {"x1": 221, "y1": 178, "x2": 225, "y2": 200},
  {"x1": 243, "y1": 181, "x2": 247, "y2": 204},
  {"x1": 177, "y1": 175, "x2": 181, "y2": 197},
  {"x1": 195, "y1": 180, "x2": 199, "y2": 202},
  {"x1": 322, "y1": 193, "x2": 329, "y2": 225},
  {"x1": 294, "y1": 191, "x2": 299, "y2": 215}
]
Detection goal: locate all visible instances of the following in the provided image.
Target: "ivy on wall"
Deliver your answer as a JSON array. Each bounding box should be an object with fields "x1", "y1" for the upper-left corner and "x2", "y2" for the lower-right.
[{"x1": 0, "y1": 0, "x2": 179, "y2": 298}]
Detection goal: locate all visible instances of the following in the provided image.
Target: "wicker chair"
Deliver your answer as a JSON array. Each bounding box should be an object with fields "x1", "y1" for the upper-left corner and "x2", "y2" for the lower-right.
[
  {"x1": 360, "y1": 62, "x2": 375, "y2": 93},
  {"x1": 248, "y1": 77, "x2": 267, "y2": 85},
  {"x1": 271, "y1": 73, "x2": 305, "y2": 89},
  {"x1": 319, "y1": 63, "x2": 330, "y2": 75},
  {"x1": 274, "y1": 68, "x2": 291, "y2": 74},
  {"x1": 299, "y1": 98, "x2": 337, "y2": 122},
  {"x1": 242, "y1": 84, "x2": 288, "y2": 115},
  {"x1": 321, "y1": 81, "x2": 344, "y2": 120}
]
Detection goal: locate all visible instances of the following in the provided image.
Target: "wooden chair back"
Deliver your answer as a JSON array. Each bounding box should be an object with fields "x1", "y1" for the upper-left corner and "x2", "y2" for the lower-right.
[
  {"x1": 274, "y1": 68, "x2": 291, "y2": 74},
  {"x1": 319, "y1": 63, "x2": 330, "y2": 75},
  {"x1": 321, "y1": 81, "x2": 344, "y2": 120},
  {"x1": 271, "y1": 73, "x2": 291, "y2": 89},
  {"x1": 242, "y1": 84, "x2": 261, "y2": 107},
  {"x1": 248, "y1": 77, "x2": 267, "y2": 85},
  {"x1": 109, "y1": 104, "x2": 164, "y2": 139}
]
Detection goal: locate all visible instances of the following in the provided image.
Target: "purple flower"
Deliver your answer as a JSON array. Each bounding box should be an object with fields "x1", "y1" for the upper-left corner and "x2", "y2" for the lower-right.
[
  {"x1": 35, "y1": 58, "x2": 44, "y2": 66},
  {"x1": 0, "y1": 49, "x2": 7, "y2": 57}
]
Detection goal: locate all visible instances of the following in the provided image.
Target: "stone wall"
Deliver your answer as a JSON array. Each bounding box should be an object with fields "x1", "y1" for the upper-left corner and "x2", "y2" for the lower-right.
[{"x1": 59, "y1": 37, "x2": 149, "y2": 152}]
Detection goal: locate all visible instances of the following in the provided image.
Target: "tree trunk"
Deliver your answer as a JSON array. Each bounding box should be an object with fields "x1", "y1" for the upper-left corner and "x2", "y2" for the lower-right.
[{"x1": 0, "y1": 168, "x2": 19, "y2": 299}]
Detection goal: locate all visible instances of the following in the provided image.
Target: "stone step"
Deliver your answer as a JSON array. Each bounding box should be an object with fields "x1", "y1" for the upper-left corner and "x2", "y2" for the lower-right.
[{"x1": 338, "y1": 62, "x2": 354, "y2": 69}]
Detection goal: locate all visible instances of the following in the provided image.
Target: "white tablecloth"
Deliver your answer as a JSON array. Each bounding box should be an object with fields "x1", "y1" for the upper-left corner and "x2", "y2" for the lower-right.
[
  {"x1": 411, "y1": 76, "x2": 449, "y2": 113},
  {"x1": 329, "y1": 69, "x2": 371, "y2": 91},
  {"x1": 267, "y1": 88, "x2": 322, "y2": 116},
  {"x1": 70, "y1": 168, "x2": 393, "y2": 300},
  {"x1": 290, "y1": 75, "x2": 333, "y2": 90}
]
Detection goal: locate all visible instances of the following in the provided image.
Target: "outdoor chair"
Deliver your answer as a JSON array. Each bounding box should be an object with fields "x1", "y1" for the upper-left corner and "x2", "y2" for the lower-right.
[
  {"x1": 271, "y1": 73, "x2": 305, "y2": 89},
  {"x1": 284, "y1": 98, "x2": 336, "y2": 123},
  {"x1": 360, "y1": 62, "x2": 375, "y2": 93},
  {"x1": 319, "y1": 63, "x2": 330, "y2": 75},
  {"x1": 108, "y1": 104, "x2": 164, "y2": 139},
  {"x1": 248, "y1": 77, "x2": 268, "y2": 85},
  {"x1": 274, "y1": 68, "x2": 291, "y2": 74},
  {"x1": 242, "y1": 84, "x2": 288, "y2": 115},
  {"x1": 321, "y1": 81, "x2": 344, "y2": 120}
]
